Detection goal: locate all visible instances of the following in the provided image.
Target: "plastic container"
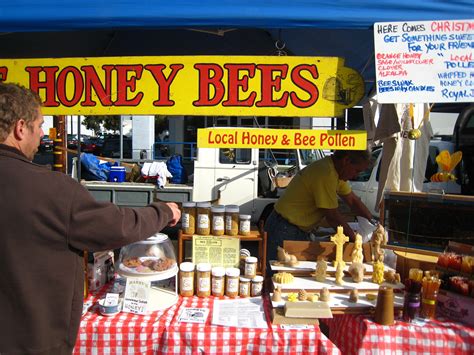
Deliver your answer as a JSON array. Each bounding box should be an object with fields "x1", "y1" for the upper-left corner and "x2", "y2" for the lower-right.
[
  {"x1": 251, "y1": 275, "x2": 264, "y2": 297},
  {"x1": 211, "y1": 267, "x2": 225, "y2": 297},
  {"x1": 118, "y1": 233, "x2": 177, "y2": 276},
  {"x1": 181, "y1": 202, "x2": 196, "y2": 235},
  {"x1": 108, "y1": 166, "x2": 126, "y2": 182},
  {"x1": 239, "y1": 214, "x2": 251, "y2": 236},
  {"x1": 196, "y1": 263, "x2": 212, "y2": 297},
  {"x1": 196, "y1": 202, "x2": 211, "y2": 235},
  {"x1": 225, "y1": 205, "x2": 240, "y2": 236},
  {"x1": 239, "y1": 277, "x2": 251, "y2": 297},
  {"x1": 211, "y1": 205, "x2": 225, "y2": 236},
  {"x1": 225, "y1": 267, "x2": 240, "y2": 297},
  {"x1": 179, "y1": 262, "x2": 195, "y2": 297},
  {"x1": 244, "y1": 256, "x2": 258, "y2": 279},
  {"x1": 403, "y1": 292, "x2": 420, "y2": 322}
]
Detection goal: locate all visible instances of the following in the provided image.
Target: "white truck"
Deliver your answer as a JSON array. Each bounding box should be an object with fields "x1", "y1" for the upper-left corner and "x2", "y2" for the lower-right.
[
  {"x1": 83, "y1": 144, "x2": 325, "y2": 224},
  {"x1": 349, "y1": 139, "x2": 461, "y2": 217}
]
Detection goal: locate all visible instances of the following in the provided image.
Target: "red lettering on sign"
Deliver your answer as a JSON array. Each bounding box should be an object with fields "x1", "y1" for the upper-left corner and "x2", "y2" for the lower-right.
[
  {"x1": 193, "y1": 64, "x2": 224, "y2": 106},
  {"x1": 290, "y1": 64, "x2": 319, "y2": 108},
  {"x1": 25, "y1": 66, "x2": 60, "y2": 107},
  {"x1": 256, "y1": 64, "x2": 289, "y2": 108},
  {"x1": 81, "y1": 65, "x2": 113, "y2": 107},
  {"x1": 222, "y1": 64, "x2": 256, "y2": 107},
  {"x1": 114, "y1": 65, "x2": 144, "y2": 106},
  {"x1": 56, "y1": 66, "x2": 83, "y2": 107},
  {"x1": 145, "y1": 64, "x2": 184, "y2": 106}
]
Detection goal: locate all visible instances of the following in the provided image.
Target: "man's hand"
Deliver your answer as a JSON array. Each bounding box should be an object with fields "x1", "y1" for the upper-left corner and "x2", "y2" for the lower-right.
[{"x1": 165, "y1": 202, "x2": 181, "y2": 227}]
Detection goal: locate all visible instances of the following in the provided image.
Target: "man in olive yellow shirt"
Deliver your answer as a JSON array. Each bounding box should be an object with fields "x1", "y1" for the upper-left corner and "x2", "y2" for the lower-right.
[{"x1": 264, "y1": 150, "x2": 374, "y2": 262}]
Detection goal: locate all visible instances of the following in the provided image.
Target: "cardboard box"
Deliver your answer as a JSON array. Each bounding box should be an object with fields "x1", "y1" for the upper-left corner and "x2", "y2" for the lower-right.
[
  {"x1": 87, "y1": 251, "x2": 115, "y2": 291},
  {"x1": 437, "y1": 289, "x2": 474, "y2": 327}
]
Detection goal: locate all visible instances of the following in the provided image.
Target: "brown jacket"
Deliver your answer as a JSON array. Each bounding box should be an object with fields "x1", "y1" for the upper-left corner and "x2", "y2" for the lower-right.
[{"x1": 0, "y1": 144, "x2": 174, "y2": 354}]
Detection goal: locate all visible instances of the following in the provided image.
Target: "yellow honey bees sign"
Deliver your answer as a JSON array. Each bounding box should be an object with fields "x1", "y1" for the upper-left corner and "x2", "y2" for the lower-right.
[
  {"x1": 430, "y1": 150, "x2": 463, "y2": 182},
  {"x1": 2, "y1": 56, "x2": 364, "y2": 117}
]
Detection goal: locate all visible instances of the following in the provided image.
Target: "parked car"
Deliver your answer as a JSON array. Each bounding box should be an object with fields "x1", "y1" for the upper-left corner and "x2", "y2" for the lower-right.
[
  {"x1": 39, "y1": 135, "x2": 53, "y2": 152},
  {"x1": 82, "y1": 137, "x2": 104, "y2": 154}
]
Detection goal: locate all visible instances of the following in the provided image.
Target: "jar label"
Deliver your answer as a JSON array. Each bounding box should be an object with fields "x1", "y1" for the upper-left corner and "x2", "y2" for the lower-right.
[
  {"x1": 182, "y1": 213, "x2": 190, "y2": 228},
  {"x1": 408, "y1": 302, "x2": 420, "y2": 308},
  {"x1": 225, "y1": 216, "x2": 232, "y2": 231},
  {"x1": 198, "y1": 277, "x2": 210, "y2": 292},
  {"x1": 240, "y1": 283, "x2": 249, "y2": 296},
  {"x1": 245, "y1": 263, "x2": 256, "y2": 277},
  {"x1": 181, "y1": 276, "x2": 193, "y2": 291},
  {"x1": 198, "y1": 215, "x2": 209, "y2": 229},
  {"x1": 251, "y1": 282, "x2": 262, "y2": 296},
  {"x1": 212, "y1": 278, "x2": 223, "y2": 294},
  {"x1": 227, "y1": 279, "x2": 238, "y2": 293},
  {"x1": 240, "y1": 220, "x2": 250, "y2": 233},
  {"x1": 213, "y1": 216, "x2": 224, "y2": 230}
]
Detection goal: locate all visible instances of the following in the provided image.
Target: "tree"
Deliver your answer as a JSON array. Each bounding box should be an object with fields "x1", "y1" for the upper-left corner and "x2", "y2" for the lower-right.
[{"x1": 83, "y1": 115, "x2": 121, "y2": 135}]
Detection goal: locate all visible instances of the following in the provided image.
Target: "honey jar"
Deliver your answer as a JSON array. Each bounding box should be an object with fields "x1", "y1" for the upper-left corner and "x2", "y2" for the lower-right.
[
  {"x1": 179, "y1": 262, "x2": 195, "y2": 297},
  {"x1": 211, "y1": 267, "x2": 225, "y2": 297},
  {"x1": 211, "y1": 205, "x2": 225, "y2": 236},
  {"x1": 196, "y1": 263, "x2": 211, "y2": 297},
  {"x1": 239, "y1": 277, "x2": 251, "y2": 298},
  {"x1": 239, "y1": 214, "x2": 251, "y2": 236},
  {"x1": 196, "y1": 202, "x2": 211, "y2": 235},
  {"x1": 225, "y1": 205, "x2": 240, "y2": 236},
  {"x1": 244, "y1": 256, "x2": 258, "y2": 279},
  {"x1": 225, "y1": 267, "x2": 240, "y2": 298},
  {"x1": 251, "y1": 275, "x2": 264, "y2": 297},
  {"x1": 181, "y1": 202, "x2": 196, "y2": 235}
]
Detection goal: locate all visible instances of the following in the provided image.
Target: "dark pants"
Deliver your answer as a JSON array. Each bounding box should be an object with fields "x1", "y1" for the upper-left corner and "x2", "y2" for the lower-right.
[{"x1": 264, "y1": 210, "x2": 311, "y2": 264}]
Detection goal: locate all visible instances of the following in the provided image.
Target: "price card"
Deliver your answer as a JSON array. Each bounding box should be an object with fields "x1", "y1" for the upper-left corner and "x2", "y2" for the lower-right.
[
  {"x1": 122, "y1": 278, "x2": 151, "y2": 315},
  {"x1": 178, "y1": 307, "x2": 209, "y2": 324}
]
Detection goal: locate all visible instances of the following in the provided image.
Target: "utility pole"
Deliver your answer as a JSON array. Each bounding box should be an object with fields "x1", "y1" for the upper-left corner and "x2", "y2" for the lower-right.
[{"x1": 53, "y1": 115, "x2": 67, "y2": 173}]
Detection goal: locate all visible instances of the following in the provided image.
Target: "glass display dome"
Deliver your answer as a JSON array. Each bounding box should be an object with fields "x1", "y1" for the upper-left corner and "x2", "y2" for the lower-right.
[{"x1": 118, "y1": 233, "x2": 177, "y2": 276}]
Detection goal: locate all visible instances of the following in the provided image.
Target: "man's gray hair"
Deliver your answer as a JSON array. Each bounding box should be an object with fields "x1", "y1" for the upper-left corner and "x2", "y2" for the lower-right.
[{"x1": 0, "y1": 82, "x2": 42, "y2": 142}]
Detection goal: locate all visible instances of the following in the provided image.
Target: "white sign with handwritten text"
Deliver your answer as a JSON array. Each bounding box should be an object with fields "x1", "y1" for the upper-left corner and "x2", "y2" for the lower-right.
[
  {"x1": 122, "y1": 278, "x2": 151, "y2": 315},
  {"x1": 374, "y1": 19, "x2": 473, "y2": 103}
]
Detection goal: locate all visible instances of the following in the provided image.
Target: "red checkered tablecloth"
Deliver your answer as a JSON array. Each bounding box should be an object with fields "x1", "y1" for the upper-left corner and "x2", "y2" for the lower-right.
[
  {"x1": 74, "y1": 284, "x2": 181, "y2": 354},
  {"x1": 324, "y1": 314, "x2": 474, "y2": 355},
  {"x1": 74, "y1": 283, "x2": 340, "y2": 354},
  {"x1": 162, "y1": 295, "x2": 340, "y2": 354}
]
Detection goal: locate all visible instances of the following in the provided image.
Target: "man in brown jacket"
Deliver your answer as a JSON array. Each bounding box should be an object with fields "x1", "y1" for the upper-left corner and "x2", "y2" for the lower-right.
[{"x1": 0, "y1": 82, "x2": 181, "y2": 354}]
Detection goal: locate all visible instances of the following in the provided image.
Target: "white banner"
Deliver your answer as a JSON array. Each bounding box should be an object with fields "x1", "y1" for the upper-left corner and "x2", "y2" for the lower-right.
[{"x1": 374, "y1": 19, "x2": 473, "y2": 103}]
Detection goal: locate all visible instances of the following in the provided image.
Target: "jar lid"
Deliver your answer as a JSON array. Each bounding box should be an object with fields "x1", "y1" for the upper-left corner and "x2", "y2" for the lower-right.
[
  {"x1": 211, "y1": 266, "x2": 225, "y2": 277},
  {"x1": 245, "y1": 256, "x2": 258, "y2": 263},
  {"x1": 240, "y1": 276, "x2": 251, "y2": 282},
  {"x1": 211, "y1": 205, "x2": 225, "y2": 213},
  {"x1": 225, "y1": 267, "x2": 240, "y2": 277},
  {"x1": 252, "y1": 275, "x2": 264, "y2": 282},
  {"x1": 196, "y1": 262, "x2": 212, "y2": 272},
  {"x1": 180, "y1": 262, "x2": 195, "y2": 272},
  {"x1": 182, "y1": 201, "x2": 196, "y2": 208},
  {"x1": 196, "y1": 201, "x2": 211, "y2": 208},
  {"x1": 239, "y1": 214, "x2": 251, "y2": 220},
  {"x1": 225, "y1": 205, "x2": 240, "y2": 213}
]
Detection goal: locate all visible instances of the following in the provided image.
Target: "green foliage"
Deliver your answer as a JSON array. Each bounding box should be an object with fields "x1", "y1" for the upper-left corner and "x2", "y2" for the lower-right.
[{"x1": 83, "y1": 115, "x2": 121, "y2": 135}]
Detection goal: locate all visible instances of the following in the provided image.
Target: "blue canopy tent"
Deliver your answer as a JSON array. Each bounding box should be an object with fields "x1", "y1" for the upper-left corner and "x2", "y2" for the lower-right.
[{"x1": 0, "y1": 0, "x2": 472, "y2": 95}]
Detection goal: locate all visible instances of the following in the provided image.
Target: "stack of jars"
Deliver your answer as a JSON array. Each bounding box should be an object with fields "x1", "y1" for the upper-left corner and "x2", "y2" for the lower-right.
[
  {"x1": 181, "y1": 202, "x2": 252, "y2": 237},
  {"x1": 179, "y1": 261, "x2": 263, "y2": 298}
]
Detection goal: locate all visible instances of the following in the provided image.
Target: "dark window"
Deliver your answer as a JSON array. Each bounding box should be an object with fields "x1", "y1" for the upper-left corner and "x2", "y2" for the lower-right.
[{"x1": 219, "y1": 148, "x2": 251, "y2": 164}]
